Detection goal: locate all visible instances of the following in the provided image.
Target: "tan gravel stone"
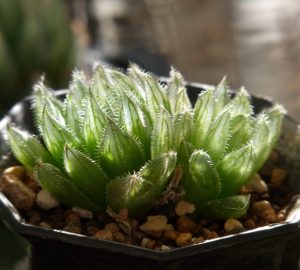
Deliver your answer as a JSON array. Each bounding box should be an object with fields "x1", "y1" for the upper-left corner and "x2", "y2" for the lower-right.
[
  {"x1": 113, "y1": 231, "x2": 126, "y2": 243},
  {"x1": 253, "y1": 200, "x2": 277, "y2": 223},
  {"x1": 176, "y1": 215, "x2": 197, "y2": 233},
  {"x1": 0, "y1": 174, "x2": 35, "y2": 211},
  {"x1": 270, "y1": 168, "x2": 287, "y2": 187},
  {"x1": 72, "y1": 207, "x2": 93, "y2": 219},
  {"x1": 4, "y1": 166, "x2": 27, "y2": 179},
  {"x1": 139, "y1": 215, "x2": 168, "y2": 237},
  {"x1": 141, "y1": 238, "x2": 156, "y2": 249},
  {"x1": 105, "y1": 222, "x2": 120, "y2": 233},
  {"x1": 94, "y1": 229, "x2": 113, "y2": 240},
  {"x1": 245, "y1": 173, "x2": 268, "y2": 194},
  {"x1": 39, "y1": 221, "x2": 52, "y2": 229},
  {"x1": 192, "y1": 236, "x2": 205, "y2": 244},
  {"x1": 175, "y1": 201, "x2": 196, "y2": 216},
  {"x1": 224, "y1": 218, "x2": 244, "y2": 234},
  {"x1": 176, "y1": 232, "x2": 192, "y2": 247},
  {"x1": 244, "y1": 219, "x2": 256, "y2": 230},
  {"x1": 163, "y1": 230, "x2": 180, "y2": 241}
]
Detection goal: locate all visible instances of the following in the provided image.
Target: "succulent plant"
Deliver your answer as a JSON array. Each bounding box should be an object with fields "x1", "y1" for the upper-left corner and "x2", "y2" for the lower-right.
[
  {"x1": 6, "y1": 64, "x2": 284, "y2": 219},
  {"x1": 0, "y1": 0, "x2": 76, "y2": 115}
]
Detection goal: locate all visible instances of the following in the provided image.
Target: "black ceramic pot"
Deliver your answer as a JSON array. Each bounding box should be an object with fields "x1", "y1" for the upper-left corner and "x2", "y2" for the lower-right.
[{"x1": 0, "y1": 83, "x2": 300, "y2": 270}]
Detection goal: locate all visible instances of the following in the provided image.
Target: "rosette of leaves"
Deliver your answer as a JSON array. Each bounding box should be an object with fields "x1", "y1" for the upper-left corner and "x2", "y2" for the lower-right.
[{"x1": 6, "y1": 65, "x2": 284, "y2": 219}]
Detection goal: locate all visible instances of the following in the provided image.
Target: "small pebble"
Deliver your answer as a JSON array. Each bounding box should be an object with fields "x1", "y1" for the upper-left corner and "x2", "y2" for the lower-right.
[
  {"x1": 244, "y1": 219, "x2": 256, "y2": 230},
  {"x1": 22, "y1": 173, "x2": 40, "y2": 193},
  {"x1": 270, "y1": 168, "x2": 287, "y2": 187},
  {"x1": 39, "y1": 222, "x2": 52, "y2": 229},
  {"x1": 277, "y1": 209, "x2": 286, "y2": 222},
  {"x1": 140, "y1": 215, "x2": 168, "y2": 237},
  {"x1": 163, "y1": 230, "x2": 180, "y2": 241},
  {"x1": 176, "y1": 232, "x2": 192, "y2": 247},
  {"x1": 224, "y1": 218, "x2": 244, "y2": 234},
  {"x1": 176, "y1": 215, "x2": 197, "y2": 233},
  {"x1": 253, "y1": 200, "x2": 272, "y2": 212},
  {"x1": 63, "y1": 223, "x2": 82, "y2": 234},
  {"x1": 65, "y1": 210, "x2": 81, "y2": 224},
  {"x1": 141, "y1": 238, "x2": 156, "y2": 249},
  {"x1": 64, "y1": 210, "x2": 82, "y2": 234},
  {"x1": 164, "y1": 224, "x2": 175, "y2": 231},
  {"x1": 113, "y1": 231, "x2": 126, "y2": 243},
  {"x1": 72, "y1": 207, "x2": 93, "y2": 219},
  {"x1": 94, "y1": 229, "x2": 113, "y2": 241},
  {"x1": 160, "y1": 245, "x2": 171, "y2": 251},
  {"x1": 0, "y1": 174, "x2": 35, "y2": 211},
  {"x1": 175, "y1": 201, "x2": 196, "y2": 216},
  {"x1": 245, "y1": 174, "x2": 268, "y2": 194},
  {"x1": 253, "y1": 201, "x2": 277, "y2": 223},
  {"x1": 36, "y1": 189, "x2": 60, "y2": 210},
  {"x1": 192, "y1": 236, "x2": 205, "y2": 244},
  {"x1": 207, "y1": 231, "x2": 218, "y2": 239},
  {"x1": 4, "y1": 166, "x2": 27, "y2": 179},
  {"x1": 85, "y1": 226, "x2": 98, "y2": 236},
  {"x1": 105, "y1": 222, "x2": 120, "y2": 233}
]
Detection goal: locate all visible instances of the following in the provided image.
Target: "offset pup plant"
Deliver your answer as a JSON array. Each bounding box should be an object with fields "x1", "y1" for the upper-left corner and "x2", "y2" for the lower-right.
[{"x1": 6, "y1": 64, "x2": 284, "y2": 221}]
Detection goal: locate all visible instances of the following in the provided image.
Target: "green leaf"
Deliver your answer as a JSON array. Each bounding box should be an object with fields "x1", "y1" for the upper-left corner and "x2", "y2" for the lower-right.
[
  {"x1": 139, "y1": 151, "x2": 177, "y2": 192},
  {"x1": 92, "y1": 64, "x2": 111, "y2": 98},
  {"x1": 251, "y1": 105, "x2": 284, "y2": 172},
  {"x1": 265, "y1": 104, "x2": 284, "y2": 147},
  {"x1": 106, "y1": 174, "x2": 156, "y2": 216},
  {"x1": 218, "y1": 144, "x2": 256, "y2": 197},
  {"x1": 203, "y1": 109, "x2": 231, "y2": 162},
  {"x1": 34, "y1": 162, "x2": 101, "y2": 212},
  {"x1": 98, "y1": 120, "x2": 145, "y2": 178},
  {"x1": 151, "y1": 109, "x2": 175, "y2": 159},
  {"x1": 213, "y1": 77, "x2": 230, "y2": 116},
  {"x1": 82, "y1": 92, "x2": 107, "y2": 153},
  {"x1": 69, "y1": 70, "x2": 89, "y2": 104},
  {"x1": 177, "y1": 141, "x2": 195, "y2": 167},
  {"x1": 191, "y1": 89, "x2": 215, "y2": 148},
  {"x1": 227, "y1": 115, "x2": 251, "y2": 151},
  {"x1": 222, "y1": 87, "x2": 253, "y2": 118},
  {"x1": 173, "y1": 110, "x2": 193, "y2": 149},
  {"x1": 166, "y1": 67, "x2": 186, "y2": 112},
  {"x1": 41, "y1": 109, "x2": 80, "y2": 165},
  {"x1": 174, "y1": 88, "x2": 192, "y2": 114},
  {"x1": 202, "y1": 195, "x2": 250, "y2": 219},
  {"x1": 64, "y1": 92, "x2": 83, "y2": 139},
  {"x1": 64, "y1": 145, "x2": 109, "y2": 211},
  {"x1": 33, "y1": 81, "x2": 64, "y2": 129},
  {"x1": 6, "y1": 125, "x2": 54, "y2": 169},
  {"x1": 129, "y1": 65, "x2": 171, "y2": 118},
  {"x1": 119, "y1": 90, "x2": 152, "y2": 158},
  {"x1": 165, "y1": 67, "x2": 191, "y2": 114},
  {"x1": 182, "y1": 150, "x2": 221, "y2": 211}
]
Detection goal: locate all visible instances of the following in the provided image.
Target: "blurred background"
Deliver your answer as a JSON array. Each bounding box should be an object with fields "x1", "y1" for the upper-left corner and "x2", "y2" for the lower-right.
[
  {"x1": 1, "y1": 0, "x2": 300, "y2": 268},
  {"x1": 0, "y1": 0, "x2": 300, "y2": 121}
]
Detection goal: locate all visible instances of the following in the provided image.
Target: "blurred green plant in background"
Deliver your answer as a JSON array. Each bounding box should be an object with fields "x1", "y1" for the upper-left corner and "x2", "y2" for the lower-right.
[{"x1": 0, "y1": 0, "x2": 77, "y2": 116}]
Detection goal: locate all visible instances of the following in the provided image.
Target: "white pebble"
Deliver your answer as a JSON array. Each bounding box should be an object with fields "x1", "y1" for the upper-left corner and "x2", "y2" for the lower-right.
[
  {"x1": 72, "y1": 207, "x2": 93, "y2": 219},
  {"x1": 36, "y1": 189, "x2": 60, "y2": 210}
]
